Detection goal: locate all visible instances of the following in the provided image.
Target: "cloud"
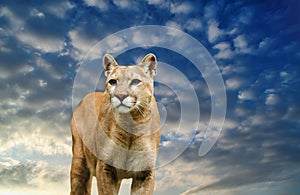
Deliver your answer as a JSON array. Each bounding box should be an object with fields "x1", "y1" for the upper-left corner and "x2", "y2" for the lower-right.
[
  {"x1": 0, "y1": 159, "x2": 69, "y2": 193},
  {"x1": 220, "y1": 64, "x2": 246, "y2": 76},
  {"x1": 238, "y1": 89, "x2": 255, "y2": 100},
  {"x1": 113, "y1": 0, "x2": 132, "y2": 9},
  {"x1": 265, "y1": 93, "x2": 280, "y2": 105},
  {"x1": 1, "y1": 2, "x2": 70, "y2": 53},
  {"x1": 46, "y1": 1, "x2": 73, "y2": 18},
  {"x1": 207, "y1": 20, "x2": 223, "y2": 43},
  {"x1": 17, "y1": 33, "x2": 64, "y2": 53},
  {"x1": 184, "y1": 18, "x2": 202, "y2": 32},
  {"x1": 203, "y1": 2, "x2": 219, "y2": 20},
  {"x1": 178, "y1": 110, "x2": 300, "y2": 194},
  {"x1": 178, "y1": 60, "x2": 300, "y2": 194},
  {"x1": 0, "y1": 124, "x2": 71, "y2": 157},
  {"x1": 225, "y1": 78, "x2": 244, "y2": 90},
  {"x1": 147, "y1": 0, "x2": 165, "y2": 6},
  {"x1": 213, "y1": 42, "x2": 234, "y2": 59},
  {"x1": 0, "y1": 46, "x2": 73, "y2": 162},
  {"x1": 84, "y1": 0, "x2": 108, "y2": 10},
  {"x1": 0, "y1": 6, "x2": 24, "y2": 33},
  {"x1": 165, "y1": 21, "x2": 183, "y2": 30},
  {"x1": 170, "y1": 2, "x2": 193, "y2": 14},
  {"x1": 155, "y1": 158, "x2": 217, "y2": 193},
  {"x1": 233, "y1": 35, "x2": 252, "y2": 54},
  {"x1": 69, "y1": 29, "x2": 103, "y2": 60}
]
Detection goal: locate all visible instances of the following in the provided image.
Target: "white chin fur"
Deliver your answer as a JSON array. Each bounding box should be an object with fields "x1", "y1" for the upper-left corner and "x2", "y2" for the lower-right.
[{"x1": 117, "y1": 105, "x2": 131, "y2": 113}]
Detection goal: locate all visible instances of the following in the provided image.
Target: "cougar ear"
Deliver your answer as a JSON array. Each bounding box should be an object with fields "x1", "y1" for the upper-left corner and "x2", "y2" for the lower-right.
[
  {"x1": 140, "y1": 53, "x2": 157, "y2": 78},
  {"x1": 103, "y1": 54, "x2": 118, "y2": 77}
]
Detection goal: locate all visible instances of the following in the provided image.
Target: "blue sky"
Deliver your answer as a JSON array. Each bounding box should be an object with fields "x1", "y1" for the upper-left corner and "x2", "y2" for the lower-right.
[{"x1": 0, "y1": 0, "x2": 300, "y2": 194}]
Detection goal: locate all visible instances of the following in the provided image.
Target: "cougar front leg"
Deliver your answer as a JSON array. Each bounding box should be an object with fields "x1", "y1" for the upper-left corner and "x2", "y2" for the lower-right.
[
  {"x1": 96, "y1": 161, "x2": 119, "y2": 195},
  {"x1": 70, "y1": 136, "x2": 92, "y2": 194},
  {"x1": 131, "y1": 170, "x2": 155, "y2": 195},
  {"x1": 70, "y1": 156, "x2": 92, "y2": 195},
  {"x1": 70, "y1": 121, "x2": 92, "y2": 195}
]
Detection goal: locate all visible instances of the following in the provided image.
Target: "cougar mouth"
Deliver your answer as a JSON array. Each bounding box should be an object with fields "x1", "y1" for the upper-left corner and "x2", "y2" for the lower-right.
[
  {"x1": 111, "y1": 95, "x2": 139, "y2": 113},
  {"x1": 117, "y1": 103, "x2": 131, "y2": 109},
  {"x1": 116, "y1": 105, "x2": 131, "y2": 113}
]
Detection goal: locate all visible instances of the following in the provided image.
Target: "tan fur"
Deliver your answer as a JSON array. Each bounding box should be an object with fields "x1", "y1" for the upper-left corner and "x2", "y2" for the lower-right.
[{"x1": 70, "y1": 54, "x2": 160, "y2": 195}]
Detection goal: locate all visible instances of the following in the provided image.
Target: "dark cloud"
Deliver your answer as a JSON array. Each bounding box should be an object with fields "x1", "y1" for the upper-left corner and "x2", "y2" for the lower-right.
[{"x1": 0, "y1": 161, "x2": 68, "y2": 188}]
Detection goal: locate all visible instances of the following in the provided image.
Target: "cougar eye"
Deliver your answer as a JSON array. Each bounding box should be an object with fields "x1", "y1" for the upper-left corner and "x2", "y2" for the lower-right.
[
  {"x1": 108, "y1": 79, "x2": 117, "y2": 86},
  {"x1": 131, "y1": 79, "x2": 142, "y2": 85}
]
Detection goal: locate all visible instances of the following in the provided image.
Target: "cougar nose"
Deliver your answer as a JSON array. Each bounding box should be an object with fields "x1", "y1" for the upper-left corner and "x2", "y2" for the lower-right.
[{"x1": 115, "y1": 93, "x2": 128, "y2": 102}]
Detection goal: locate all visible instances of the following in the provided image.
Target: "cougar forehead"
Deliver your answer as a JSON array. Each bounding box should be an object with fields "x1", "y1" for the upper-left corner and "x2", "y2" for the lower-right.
[{"x1": 109, "y1": 66, "x2": 148, "y2": 81}]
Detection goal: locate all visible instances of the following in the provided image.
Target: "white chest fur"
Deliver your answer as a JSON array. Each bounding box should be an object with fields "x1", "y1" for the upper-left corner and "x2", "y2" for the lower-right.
[{"x1": 73, "y1": 93, "x2": 159, "y2": 172}]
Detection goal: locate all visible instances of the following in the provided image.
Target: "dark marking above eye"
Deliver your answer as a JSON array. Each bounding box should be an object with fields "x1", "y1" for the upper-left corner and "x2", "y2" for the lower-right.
[
  {"x1": 108, "y1": 79, "x2": 117, "y2": 86},
  {"x1": 131, "y1": 79, "x2": 142, "y2": 85}
]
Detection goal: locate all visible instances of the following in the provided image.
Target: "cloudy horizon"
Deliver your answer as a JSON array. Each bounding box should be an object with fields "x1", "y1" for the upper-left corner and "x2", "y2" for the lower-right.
[{"x1": 1, "y1": 0, "x2": 300, "y2": 194}]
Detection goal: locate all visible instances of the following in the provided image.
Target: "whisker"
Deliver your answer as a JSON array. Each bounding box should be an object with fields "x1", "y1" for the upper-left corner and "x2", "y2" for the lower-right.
[
  {"x1": 136, "y1": 101, "x2": 150, "y2": 118},
  {"x1": 138, "y1": 107, "x2": 146, "y2": 118}
]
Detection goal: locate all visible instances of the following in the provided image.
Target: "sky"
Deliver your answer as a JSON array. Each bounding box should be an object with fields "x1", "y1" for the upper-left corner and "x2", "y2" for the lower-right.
[{"x1": 0, "y1": 0, "x2": 300, "y2": 195}]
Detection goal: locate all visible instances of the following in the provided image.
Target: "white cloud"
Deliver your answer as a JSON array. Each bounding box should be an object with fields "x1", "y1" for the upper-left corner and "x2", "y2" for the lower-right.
[
  {"x1": 228, "y1": 27, "x2": 238, "y2": 35},
  {"x1": 234, "y1": 35, "x2": 247, "y2": 49},
  {"x1": 237, "y1": 8, "x2": 253, "y2": 25},
  {"x1": 17, "y1": 32, "x2": 64, "y2": 53},
  {"x1": 184, "y1": 18, "x2": 202, "y2": 32},
  {"x1": 0, "y1": 6, "x2": 25, "y2": 33},
  {"x1": 165, "y1": 21, "x2": 183, "y2": 30},
  {"x1": 0, "y1": 158, "x2": 20, "y2": 169},
  {"x1": 203, "y1": 3, "x2": 218, "y2": 19},
  {"x1": 280, "y1": 70, "x2": 294, "y2": 86},
  {"x1": 0, "y1": 70, "x2": 72, "y2": 157},
  {"x1": 156, "y1": 158, "x2": 217, "y2": 194},
  {"x1": 106, "y1": 35, "x2": 129, "y2": 54},
  {"x1": 234, "y1": 35, "x2": 252, "y2": 54},
  {"x1": 1, "y1": 6, "x2": 65, "y2": 53},
  {"x1": 0, "y1": 40, "x2": 11, "y2": 53},
  {"x1": 1, "y1": 3, "x2": 72, "y2": 54},
  {"x1": 113, "y1": 0, "x2": 131, "y2": 9},
  {"x1": 18, "y1": 65, "x2": 35, "y2": 75},
  {"x1": 0, "y1": 121, "x2": 71, "y2": 156},
  {"x1": 84, "y1": 0, "x2": 108, "y2": 10},
  {"x1": 132, "y1": 30, "x2": 162, "y2": 46},
  {"x1": 181, "y1": 185, "x2": 246, "y2": 195},
  {"x1": 0, "y1": 66, "x2": 12, "y2": 79},
  {"x1": 207, "y1": 20, "x2": 223, "y2": 43},
  {"x1": 0, "y1": 160, "x2": 69, "y2": 194},
  {"x1": 248, "y1": 114, "x2": 268, "y2": 126},
  {"x1": 259, "y1": 37, "x2": 273, "y2": 49},
  {"x1": 238, "y1": 89, "x2": 255, "y2": 100},
  {"x1": 220, "y1": 65, "x2": 246, "y2": 76},
  {"x1": 35, "y1": 55, "x2": 64, "y2": 80},
  {"x1": 170, "y1": 2, "x2": 193, "y2": 14},
  {"x1": 30, "y1": 9, "x2": 45, "y2": 18},
  {"x1": 265, "y1": 93, "x2": 280, "y2": 105},
  {"x1": 69, "y1": 30, "x2": 101, "y2": 60},
  {"x1": 213, "y1": 42, "x2": 234, "y2": 59},
  {"x1": 234, "y1": 107, "x2": 248, "y2": 117},
  {"x1": 146, "y1": 0, "x2": 170, "y2": 9},
  {"x1": 147, "y1": 0, "x2": 164, "y2": 5},
  {"x1": 226, "y1": 78, "x2": 244, "y2": 90},
  {"x1": 38, "y1": 79, "x2": 47, "y2": 88},
  {"x1": 213, "y1": 42, "x2": 229, "y2": 51},
  {"x1": 46, "y1": 1, "x2": 74, "y2": 18}
]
